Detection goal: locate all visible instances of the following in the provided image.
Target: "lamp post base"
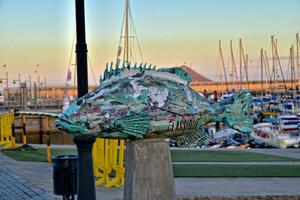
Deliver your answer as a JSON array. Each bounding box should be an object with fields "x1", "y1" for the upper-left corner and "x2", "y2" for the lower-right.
[{"x1": 73, "y1": 135, "x2": 96, "y2": 200}]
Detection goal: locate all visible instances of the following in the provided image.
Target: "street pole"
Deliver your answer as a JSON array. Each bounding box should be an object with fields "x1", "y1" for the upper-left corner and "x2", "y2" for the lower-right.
[
  {"x1": 18, "y1": 73, "x2": 21, "y2": 84},
  {"x1": 5, "y1": 71, "x2": 9, "y2": 101},
  {"x1": 74, "y1": 1, "x2": 96, "y2": 200},
  {"x1": 2, "y1": 64, "x2": 9, "y2": 102},
  {"x1": 29, "y1": 75, "x2": 32, "y2": 98},
  {"x1": 75, "y1": 0, "x2": 88, "y2": 97}
]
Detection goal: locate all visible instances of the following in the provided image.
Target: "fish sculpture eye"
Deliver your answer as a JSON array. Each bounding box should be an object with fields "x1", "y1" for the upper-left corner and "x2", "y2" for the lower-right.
[{"x1": 77, "y1": 99, "x2": 83, "y2": 106}]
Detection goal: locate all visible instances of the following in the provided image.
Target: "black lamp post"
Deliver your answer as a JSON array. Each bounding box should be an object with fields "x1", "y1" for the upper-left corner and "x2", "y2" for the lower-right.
[{"x1": 74, "y1": 0, "x2": 96, "y2": 200}]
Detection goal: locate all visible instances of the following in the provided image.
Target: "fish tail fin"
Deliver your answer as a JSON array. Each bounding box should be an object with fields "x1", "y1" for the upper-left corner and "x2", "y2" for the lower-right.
[{"x1": 221, "y1": 90, "x2": 253, "y2": 134}]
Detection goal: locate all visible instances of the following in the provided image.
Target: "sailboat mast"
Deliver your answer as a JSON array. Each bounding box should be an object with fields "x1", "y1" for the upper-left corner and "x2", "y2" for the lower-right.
[
  {"x1": 123, "y1": 0, "x2": 129, "y2": 64},
  {"x1": 291, "y1": 45, "x2": 295, "y2": 98},
  {"x1": 230, "y1": 40, "x2": 238, "y2": 90},
  {"x1": 239, "y1": 39, "x2": 250, "y2": 90},
  {"x1": 239, "y1": 39, "x2": 243, "y2": 90},
  {"x1": 297, "y1": 33, "x2": 299, "y2": 89},
  {"x1": 245, "y1": 54, "x2": 250, "y2": 90},
  {"x1": 219, "y1": 40, "x2": 229, "y2": 91},
  {"x1": 264, "y1": 50, "x2": 271, "y2": 91},
  {"x1": 273, "y1": 37, "x2": 287, "y2": 93},
  {"x1": 261, "y1": 48, "x2": 264, "y2": 94},
  {"x1": 271, "y1": 35, "x2": 276, "y2": 92}
]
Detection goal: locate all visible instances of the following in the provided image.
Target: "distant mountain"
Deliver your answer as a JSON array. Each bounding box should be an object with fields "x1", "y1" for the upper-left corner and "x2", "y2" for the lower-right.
[{"x1": 180, "y1": 65, "x2": 211, "y2": 82}]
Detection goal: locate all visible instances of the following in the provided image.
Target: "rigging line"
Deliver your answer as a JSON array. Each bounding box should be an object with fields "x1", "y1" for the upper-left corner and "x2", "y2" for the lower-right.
[
  {"x1": 116, "y1": 3, "x2": 126, "y2": 64},
  {"x1": 88, "y1": 56, "x2": 97, "y2": 85},
  {"x1": 226, "y1": 54, "x2": 233, "y2": 89},
  {"x1": 273, "y1": 40, "x2": 287, "y2": 92},
  {"x1": 230, "y1": 40, "x2": 238, "y2": 89},
  {"x1": 287, "y1": 55, "x2": 291, "y2": 80},
  {"x1": 263, "y1": 51, "x2": 271, "y2": 84},
  {"x1": 296, "y1": 33, "x2": 300, "y2": 78},
  {"x1": 129, "y1": 15, "x2": 134, "y2": 63},
  {"x1": 217, "y1": 54, "x2": 225, "y2": 91},
  {"x1": 131, "y1": 39, "x2": 136, "y2": 63},
  {"x1": 130, "y1": 18, "x2": 137, "y2": 63},
  {"x1": 128, "y1": 4, "x2": 144, "y2": 62},
  {"x1": 64, "y1": 32, "x2": 76, "y2": 96},
  {"x1": 217, "y1": 54, "x2": 223, "y2": 81},
  {"x1": 253, "y1": 53, "x2": 261, "y2": 80},
  {"x1": 266, "y1": 39, "x2": 272, "y2": 57},
  {"x1": 65, "y1": 33, "x2": 76, "y2": 84},
  {"x1": 239, "y1": 40, "x2": 250, "y2": 88},
  {"x1": 263, "y1": 51, "x2": 272, "y2": 88},
  {"x1": 218, "y1": 40, "x2": 228, "y2": 90},
  {"x1": 74, "y1": 57, "x2": 77, "y2": 87}
]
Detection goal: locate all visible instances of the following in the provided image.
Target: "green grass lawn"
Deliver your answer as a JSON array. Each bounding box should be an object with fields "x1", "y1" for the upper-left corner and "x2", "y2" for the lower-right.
[
  {"x1": 173, "y1": 164, "x2": 300, "y2": 177},
  {"x1": 170, "y1": 150, "x2": 300, "y2": 162},
  {"x1": 4, "y1": 148, "x2": 297, "y2": 163},
  {"x1": 1, "y1": 148, "x2": 77, "y2": 162},
  {"x1": 2, "y1": 148, "x2": 300, "y2": 177},
  {"x1": 170, "y1": 150, "x2": 300, "y2": 177}
]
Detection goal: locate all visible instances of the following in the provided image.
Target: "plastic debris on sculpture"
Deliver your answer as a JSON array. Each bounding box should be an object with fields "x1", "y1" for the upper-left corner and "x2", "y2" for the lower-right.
[{"x1": 55, "y1": 62, "x2": 253, "y2": 147}]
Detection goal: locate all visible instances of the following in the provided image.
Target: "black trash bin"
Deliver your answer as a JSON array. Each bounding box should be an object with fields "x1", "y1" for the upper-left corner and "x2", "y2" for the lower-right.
[{"x1": 52, "y1": 155, "x2": 78, "y2": 200}]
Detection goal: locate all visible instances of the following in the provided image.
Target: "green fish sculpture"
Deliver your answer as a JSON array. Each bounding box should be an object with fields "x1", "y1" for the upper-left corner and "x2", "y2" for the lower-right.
[{"x1": 56, "y1": 63, "x2": 253, "y2": 147}]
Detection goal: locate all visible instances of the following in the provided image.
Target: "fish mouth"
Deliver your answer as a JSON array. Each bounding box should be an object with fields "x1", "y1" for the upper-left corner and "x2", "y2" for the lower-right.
[
  {"x1": 55, "y1": 114, "x2": 87, "y2": 135},
  {"x1": 57, "y1": 113, "x2": 79, "y2": 126},
  {"x1": 57, "y1": 114, "x2": 73, "y2": 124}
]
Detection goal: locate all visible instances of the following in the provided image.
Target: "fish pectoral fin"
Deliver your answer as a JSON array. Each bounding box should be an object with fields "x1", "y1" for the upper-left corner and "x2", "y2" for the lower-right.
[
  {"x1": 174, "y1": 129, "x2": 209, "y2": 148},
  {"x1": 113, "y1": 114, "x2": 150, "y2": 139}
]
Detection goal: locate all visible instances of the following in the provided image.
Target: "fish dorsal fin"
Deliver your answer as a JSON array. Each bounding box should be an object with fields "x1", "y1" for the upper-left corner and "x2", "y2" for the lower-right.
[
  {"x1": 158, "y1": 67, "x2": 192, "y2": 84},
  {"x1": 99, "y1": 63, "x2": 192, "y2": 87}
]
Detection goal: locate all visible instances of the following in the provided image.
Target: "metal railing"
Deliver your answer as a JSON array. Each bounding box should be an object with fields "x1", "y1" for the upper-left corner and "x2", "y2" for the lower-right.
[{"x1": 1, "y1": 110, "x2": 126, "y2": 188}]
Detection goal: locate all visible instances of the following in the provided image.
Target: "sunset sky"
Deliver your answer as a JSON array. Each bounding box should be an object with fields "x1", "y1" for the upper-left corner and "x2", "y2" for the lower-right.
[{"x1": 0, "y1": 0, "x2": 299, "y2": 86}]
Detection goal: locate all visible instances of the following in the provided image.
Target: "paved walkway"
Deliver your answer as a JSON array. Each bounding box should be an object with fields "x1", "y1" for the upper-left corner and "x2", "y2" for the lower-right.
[
  {"x1": 0, "y1": 151, "x2": 122, "y2": 200},
  {"x1": 1, "y1": 147, "x2": 300, "y2": 199},
  {"x1": 175, "y1": 177, "x2": 300, "y2": 197},
  {"x1": 246, "y1": 149, "x2": 300, "y2": 159},
  {"x1": 0, "y1": 166, "x2": 53, "y2": 200},
  {"x1": 0, "y1": 151, "x2": 55, "y2": 196}
]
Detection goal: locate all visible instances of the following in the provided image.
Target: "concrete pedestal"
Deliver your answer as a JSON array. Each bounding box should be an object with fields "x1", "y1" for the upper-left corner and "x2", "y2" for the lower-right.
[{"x1": 124, "y1": 139, "x2": 175, "y2": 200}]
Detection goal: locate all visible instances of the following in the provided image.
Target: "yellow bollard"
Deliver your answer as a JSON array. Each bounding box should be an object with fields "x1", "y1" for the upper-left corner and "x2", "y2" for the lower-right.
[
  {"x1": 0, "y1": 114, "x2": 4, "y2": 145},
  {"x1": 7, "y1": 112, "x2": 14, "y2": 148},
  {"x1": 93, "y1": 138, "x2": 104, "y2": 178},
  {"x1": 21, "y1": 115, "x2": 27, "y2": 145},
  {"x1": 93, "y1": 138, "x2": 126, "y2": 188},
  {"x1": 95, "y1": 139, "x2": 111, "y2": 186},
  {"x1": 45, "y1": 117, "x2": 52, "y2": 163},
  {"x1": 109, "y1": 139, "x2": 118, "y2": 169},
  {"x1": 105, "y1": 139, "x2": 119, "y2": 188},
  {"x1": 47, "y1": 145, "x2": 51, "y2": 163},
  {"x1": 92, "y1": 140, "x2": 99, "y2": 177},
  {"x1": 105, "y1": 139, "x2": 125, "y2": 188},
  {"x1": 9, "y1": 112, "x2": 15, "y2": 148},
  {"x1": 119, "y1": 139, "x2": 125, "y2": 185},
  {"x1": 0, "y1": 112, "x2": 16, "y2": 148}
]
